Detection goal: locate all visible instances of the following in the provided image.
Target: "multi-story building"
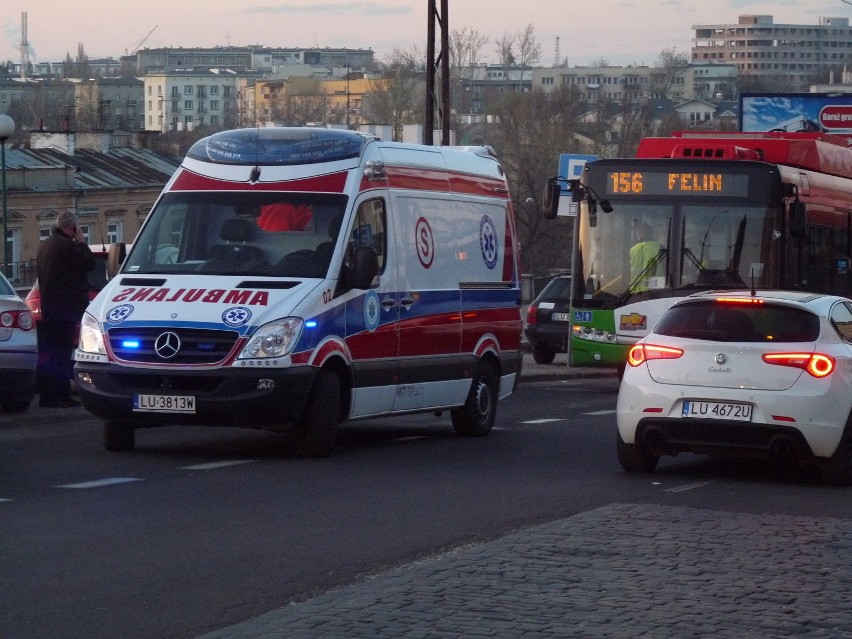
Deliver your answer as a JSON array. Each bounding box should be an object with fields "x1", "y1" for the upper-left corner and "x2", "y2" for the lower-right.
[
  {"x1": 532, "y1": 64, "x2": 692, "y2": 103},
  {"x1": 124, "y1": 46, "x2": 374, "y2": 76},
  {"x1": 692, "y1": 15, "x2": 852, "y2": 91},
  {"x1": 143, "y1": 70, "x2": 244, "y2": 132},
  {"x1": 73, "y1": 77, "x2": 144, "y2": 130}
]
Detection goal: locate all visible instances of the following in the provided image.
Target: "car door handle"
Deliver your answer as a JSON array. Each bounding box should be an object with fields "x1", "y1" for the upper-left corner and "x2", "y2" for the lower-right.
[
  {"x1": 381, "y1": 296, "x2": 397, "y2": 310},
  {"x1": 399, "y1": 296, "x2": 415, "y2": 309}
]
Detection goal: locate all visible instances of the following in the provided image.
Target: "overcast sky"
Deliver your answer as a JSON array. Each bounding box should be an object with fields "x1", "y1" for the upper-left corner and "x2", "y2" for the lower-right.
[{"x1": 0, "y1": 1, "x2": 844, "y2": 68}]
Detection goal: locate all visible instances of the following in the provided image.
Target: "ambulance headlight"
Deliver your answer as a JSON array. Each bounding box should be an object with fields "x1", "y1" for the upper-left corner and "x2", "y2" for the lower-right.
[
  {"x1": 238, "y1": 318, "x2": 303, "y2": 359},
  {"x1": 78, "y1": 312, "x2": 107, "y2": 354}
]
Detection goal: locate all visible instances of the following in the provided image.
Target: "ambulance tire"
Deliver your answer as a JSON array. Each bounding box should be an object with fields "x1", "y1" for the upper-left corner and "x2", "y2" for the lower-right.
[
  {"x1": 293, "y1": 369, "x2": 340, "y2": 458},
  {"x1": 104, "y1": 421, "x2": 136, "y2": 451},
  {"x1": 452, "y1": 360, "x2": 498, "y2": 437}
]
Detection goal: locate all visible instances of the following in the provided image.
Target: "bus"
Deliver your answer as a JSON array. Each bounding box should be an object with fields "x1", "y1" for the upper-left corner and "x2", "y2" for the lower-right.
[{"x1": 541, "y1": 130, "x2": 852, "y2": 374}]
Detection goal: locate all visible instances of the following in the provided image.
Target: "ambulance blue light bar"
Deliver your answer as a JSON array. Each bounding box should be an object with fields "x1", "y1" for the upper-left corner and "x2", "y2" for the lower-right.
[{"x1": 186, "y1": 127, "x2": 371, "y2": 166}]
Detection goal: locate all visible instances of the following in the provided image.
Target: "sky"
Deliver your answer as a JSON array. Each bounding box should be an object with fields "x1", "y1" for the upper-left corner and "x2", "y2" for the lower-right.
[{"x1": 0, "y1": 0, "x2": 846, "y2": 69}]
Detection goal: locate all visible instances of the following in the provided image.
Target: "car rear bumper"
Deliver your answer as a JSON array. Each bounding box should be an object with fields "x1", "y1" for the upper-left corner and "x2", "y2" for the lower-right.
[
  {"x1": 633, "y1": 417, "x2": 816, "y2": 462},
  {"x1": 523, "y1": 324, "x2": 570, "y2": 351}
]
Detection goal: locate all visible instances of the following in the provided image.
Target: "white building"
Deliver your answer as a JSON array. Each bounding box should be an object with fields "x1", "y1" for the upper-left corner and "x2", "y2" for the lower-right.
[{"x1": 143, "y1": 70, "x2": 241, "y2": 132}]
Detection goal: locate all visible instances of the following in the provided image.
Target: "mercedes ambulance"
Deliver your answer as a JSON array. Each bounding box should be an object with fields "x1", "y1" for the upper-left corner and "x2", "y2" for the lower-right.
[{"x1": 75, "y1": 127, "x2": 523, "y2": 456}]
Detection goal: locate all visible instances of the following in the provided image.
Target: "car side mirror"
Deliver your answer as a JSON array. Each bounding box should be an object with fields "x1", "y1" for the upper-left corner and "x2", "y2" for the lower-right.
[{"x1": 107, "y1": 243, "x2": 127, "y2": 279}]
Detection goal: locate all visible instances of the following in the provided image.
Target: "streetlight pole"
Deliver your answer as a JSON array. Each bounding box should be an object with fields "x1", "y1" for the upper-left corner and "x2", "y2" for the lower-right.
[{"x1": 0, "y1": 114, "x2": 16, "y2": 278}]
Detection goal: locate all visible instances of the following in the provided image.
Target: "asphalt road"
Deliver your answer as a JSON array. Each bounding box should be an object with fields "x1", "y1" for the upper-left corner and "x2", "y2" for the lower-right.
[{"x1": 3, "y1": 356, "x2": 851, "y2": 639}]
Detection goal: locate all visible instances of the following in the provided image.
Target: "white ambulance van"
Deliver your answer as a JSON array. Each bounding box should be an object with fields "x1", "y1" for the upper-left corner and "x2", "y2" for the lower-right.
[{"x1": 75, "y1": 127, "x2": 523, "y2": 455}]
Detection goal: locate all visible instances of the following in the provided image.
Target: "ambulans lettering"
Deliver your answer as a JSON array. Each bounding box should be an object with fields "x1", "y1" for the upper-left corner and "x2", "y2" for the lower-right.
[{"x1": 111, "y1": 287, "x2": 270, "y2": 306}]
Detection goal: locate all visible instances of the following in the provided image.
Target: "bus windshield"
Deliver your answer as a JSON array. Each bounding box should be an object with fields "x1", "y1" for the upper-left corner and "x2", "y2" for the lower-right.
[{"x1": 576, "y1": 201, "x2": 776, "y2": 307}]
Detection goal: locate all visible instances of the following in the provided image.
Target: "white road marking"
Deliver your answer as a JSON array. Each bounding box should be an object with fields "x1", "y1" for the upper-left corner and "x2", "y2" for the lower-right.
[
  {"x1": 180, "y1": 460, "x2": 257, "y2": 470},
  {"x1": 57, "y1": 477, "x2": 143, "y2": 489},
  {"x1": 0, "y1": 498, "x2": 11, "y2": 503},
  {"x1": 520, "y1": 418, "x2": 565, "y2": 424},
  {"x1": 585, "y1": 410, "x2": 617, "y2": 416},
  {"x1": 664, "y1": 481, "x2": 714, "y2": 493}
]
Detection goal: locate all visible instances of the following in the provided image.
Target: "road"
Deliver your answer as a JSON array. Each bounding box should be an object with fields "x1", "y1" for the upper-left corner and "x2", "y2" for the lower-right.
[{"x1": 2, "y1": 362, "x2": 851, "y2": 638}]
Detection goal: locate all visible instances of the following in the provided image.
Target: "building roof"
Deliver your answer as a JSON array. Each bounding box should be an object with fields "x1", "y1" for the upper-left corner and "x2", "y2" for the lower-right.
[{"x1": 3, "y1": 145, "x2": 181, "y2": 191}]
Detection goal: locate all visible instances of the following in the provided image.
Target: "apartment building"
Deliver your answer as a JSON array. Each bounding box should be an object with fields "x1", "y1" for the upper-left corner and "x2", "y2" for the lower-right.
[
  {"x1": 692, "y1": 15, "x2": 852, "y2": 90},
  {"x1": 532, "y1": 64, "x2": 692, "y2": 103},
  {"x1": 143, "y1": 70, "x2": 243, "y2": 132}
]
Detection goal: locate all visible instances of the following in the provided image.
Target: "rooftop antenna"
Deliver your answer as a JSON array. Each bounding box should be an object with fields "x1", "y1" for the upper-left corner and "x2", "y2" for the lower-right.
[{"x1": 554, "y1": 36, "x2": 560, "y2": 68}]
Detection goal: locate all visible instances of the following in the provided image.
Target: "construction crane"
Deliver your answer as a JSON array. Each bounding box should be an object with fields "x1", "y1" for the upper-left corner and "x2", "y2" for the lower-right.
[{"x1": 126, "y1": 25, "x2": 158, "y2": 56}]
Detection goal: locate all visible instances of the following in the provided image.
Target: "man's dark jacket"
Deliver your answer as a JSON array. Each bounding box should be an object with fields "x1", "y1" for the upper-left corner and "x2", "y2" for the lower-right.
[{"x1": 36, "y1": 229, "x2": 96, "y2": 322}]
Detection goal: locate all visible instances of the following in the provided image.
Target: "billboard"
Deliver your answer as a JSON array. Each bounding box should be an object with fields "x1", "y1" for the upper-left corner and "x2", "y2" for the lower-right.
[{"x1": 740, "y1": 93, "x2": 852, "y2": 135}]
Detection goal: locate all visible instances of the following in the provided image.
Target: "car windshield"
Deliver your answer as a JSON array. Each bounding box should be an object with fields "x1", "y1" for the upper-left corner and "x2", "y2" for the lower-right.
[
  {"x1": 0, "y1": 273, "x2": 14, "y2": 296},
  {"x1": 123, "y1": 192, "x2": 348, "y2": 278},
  {"x1": 654, "y1": 300, "x2": 820, "y2": 342}
]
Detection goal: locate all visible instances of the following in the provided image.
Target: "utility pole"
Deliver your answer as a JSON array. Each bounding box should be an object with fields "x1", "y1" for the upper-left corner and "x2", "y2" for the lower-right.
[{"x1": 425, "y1": 0, "x2": 450, "y2": 146}]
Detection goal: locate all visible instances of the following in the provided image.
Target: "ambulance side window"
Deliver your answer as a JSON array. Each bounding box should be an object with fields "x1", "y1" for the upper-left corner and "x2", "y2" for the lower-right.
[{"x1": 349, "y1": 199, "x2": 386, "y2": 273}]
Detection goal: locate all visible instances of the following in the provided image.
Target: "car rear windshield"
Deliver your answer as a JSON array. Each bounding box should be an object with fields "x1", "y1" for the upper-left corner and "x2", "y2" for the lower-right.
[
  {"x1": 537, "y1": 277, "x2": 571, "y2": 302},
  {"x1": 654, "y1": 301, "x2": 820, "y2": 343}
]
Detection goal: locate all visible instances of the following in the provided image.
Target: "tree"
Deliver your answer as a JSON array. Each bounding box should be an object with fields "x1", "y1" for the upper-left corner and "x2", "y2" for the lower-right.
[
  {"x1": 652, "y1": 47, "x2": 689, "y2": 100},
  {"x1": 489, "y1": 85, "x2": 588, "y2": 275},
  {"x1": 363, "y1": 73, "x2": 423, "y2": 141},
  {"x1": 449, "y1": 26, "x2": 489, "y2": 114}
]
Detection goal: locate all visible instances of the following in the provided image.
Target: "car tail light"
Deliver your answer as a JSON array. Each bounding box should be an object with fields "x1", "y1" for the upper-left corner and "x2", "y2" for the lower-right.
[
  {"x1": 526, "y1": 304, "x2": 538, "y2": 325},
  {"x1": 762, "y1": 352, "x2": 835, "y2": 378},
  {"x1": 627, "y1": 343, "x2": 684, "y2": 366},
  {"x1": 0, "y1": 309, "x2": 34, "y2": 331}
]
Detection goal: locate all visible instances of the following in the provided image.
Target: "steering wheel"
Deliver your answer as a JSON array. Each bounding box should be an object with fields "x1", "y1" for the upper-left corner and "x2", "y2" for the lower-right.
[{"x1": 277, "y1": 250, "x2": 318, "y2": 276}]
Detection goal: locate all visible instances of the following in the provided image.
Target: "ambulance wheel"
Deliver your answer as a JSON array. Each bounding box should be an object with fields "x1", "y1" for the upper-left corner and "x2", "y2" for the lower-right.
[
  {"x1": 452, "y1": 360, "x2": 498, "y2": 437},
  {"x1": 293, "y1": 369, "x2": 340, "y2": 457},
  {"x1": 104, "y1": 421, "x2": 135, "y2": 451}
]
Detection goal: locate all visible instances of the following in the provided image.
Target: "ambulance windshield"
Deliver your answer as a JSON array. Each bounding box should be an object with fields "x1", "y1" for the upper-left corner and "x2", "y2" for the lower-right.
[{"x1": 122, "y1": 192, "x2": 348, "y2": 278}]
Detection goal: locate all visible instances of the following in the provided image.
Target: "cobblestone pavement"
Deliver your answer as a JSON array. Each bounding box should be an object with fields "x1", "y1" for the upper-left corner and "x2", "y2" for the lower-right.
[{"x1": 197, "y1": 503, "x2": 852, "y2": 639}]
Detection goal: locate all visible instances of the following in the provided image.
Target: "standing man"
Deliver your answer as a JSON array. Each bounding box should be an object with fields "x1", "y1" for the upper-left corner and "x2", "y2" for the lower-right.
[{"x1": 36, "y1": 211, "x2": 95, "y2": 408}]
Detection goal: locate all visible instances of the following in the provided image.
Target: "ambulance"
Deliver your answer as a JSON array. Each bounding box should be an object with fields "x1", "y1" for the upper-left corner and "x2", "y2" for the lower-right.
[{"x1": 75, "y1": 127, "x2": 523, "y2": 456}]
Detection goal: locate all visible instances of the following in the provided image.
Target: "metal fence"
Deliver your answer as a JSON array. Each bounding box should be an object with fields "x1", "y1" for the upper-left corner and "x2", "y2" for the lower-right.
[{"x1": 3, "y1": 260, "x2": 37, "y2": 292}]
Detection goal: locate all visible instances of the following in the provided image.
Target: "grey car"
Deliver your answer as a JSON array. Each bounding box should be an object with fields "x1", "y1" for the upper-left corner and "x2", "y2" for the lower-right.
[{"x1": 0, "y1": 271, "x2": 37, "y2": 412}]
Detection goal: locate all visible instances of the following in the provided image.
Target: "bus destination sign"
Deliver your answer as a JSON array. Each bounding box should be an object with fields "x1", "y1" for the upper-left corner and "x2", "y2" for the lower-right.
[{"x1": 605, "y1": 171, "x2": 749, "y2": 197}]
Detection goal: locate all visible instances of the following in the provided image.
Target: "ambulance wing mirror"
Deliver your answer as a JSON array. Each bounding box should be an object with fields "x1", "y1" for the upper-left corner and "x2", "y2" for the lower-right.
[
  {"x1": 107, "y1": 243, "x2": 127, "y2": 279},
  {"x1": 348, "y1": 246, "x2": 379, "y2": 289},
  {"x1": 789, "y1": 199, "x2": 807, "y2": 238},
  {"x1": 541, "y1": 177, "x2": 561, "y2": 220}
]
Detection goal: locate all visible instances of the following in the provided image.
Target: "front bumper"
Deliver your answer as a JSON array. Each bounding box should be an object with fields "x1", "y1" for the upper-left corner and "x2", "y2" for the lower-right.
[{"x1": 74, "y1": 362, "x2": 317, "y2": 429}]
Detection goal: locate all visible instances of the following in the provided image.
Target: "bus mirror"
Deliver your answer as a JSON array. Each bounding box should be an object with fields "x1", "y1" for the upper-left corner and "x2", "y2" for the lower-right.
[
  {"x1": 107, "y1": 243, "x2": 127, "y2": 279},
  {"x1": 541, "y1": 177, "x2": 561, "y2": 220},
  {"x1": 789, "y1": 200, "x2": 806, "y2": 237}
]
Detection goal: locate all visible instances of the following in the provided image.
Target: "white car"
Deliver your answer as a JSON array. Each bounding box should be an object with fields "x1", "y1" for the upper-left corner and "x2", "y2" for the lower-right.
[
  {"x1": 616, "y1": 290, "x2": 852, "y2": 485},
  {"x1": 0, "y1": 271, "x2": 37, "y2": 412}
]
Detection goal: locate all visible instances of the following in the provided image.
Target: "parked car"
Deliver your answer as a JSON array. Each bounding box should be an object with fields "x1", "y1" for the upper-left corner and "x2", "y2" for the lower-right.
[
  {"x1": 0, "y1": 270, "x2": 37, "y2": 412},
  {"x1": 524, "y1": 275, "x2": 571, "y2": 364},
  {"x1": 24, "y1": 245, "x2": 112, "y2": 322},
  {"x1": 616, "y1": 290, "x2": 852, "y2": 485}
]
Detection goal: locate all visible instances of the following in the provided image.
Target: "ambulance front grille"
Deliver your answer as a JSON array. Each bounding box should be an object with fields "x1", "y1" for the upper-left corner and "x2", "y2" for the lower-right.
[{"x1": 108, "y1": 327, "x2": 240, "y2": 364}]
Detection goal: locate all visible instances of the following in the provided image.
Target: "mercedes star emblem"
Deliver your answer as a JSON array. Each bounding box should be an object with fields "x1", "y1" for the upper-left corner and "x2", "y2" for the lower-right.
[{"x1": 154, "y1": 331, "x2": 181, "y2": 359}]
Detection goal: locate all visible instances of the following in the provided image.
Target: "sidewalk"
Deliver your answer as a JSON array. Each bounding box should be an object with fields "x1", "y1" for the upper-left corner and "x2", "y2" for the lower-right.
[{"x1": 197, "y1": 503, "x2": 852, "y2": 638}]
